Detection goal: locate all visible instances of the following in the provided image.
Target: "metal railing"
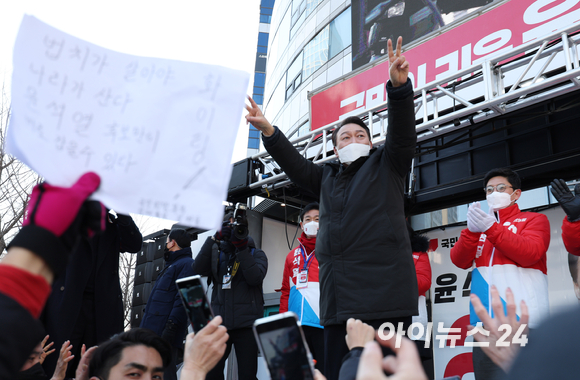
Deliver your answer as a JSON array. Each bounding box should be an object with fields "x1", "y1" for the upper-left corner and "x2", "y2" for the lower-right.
[{"x1": 250, "y1": 23, "x2": 580, "y2": 192}]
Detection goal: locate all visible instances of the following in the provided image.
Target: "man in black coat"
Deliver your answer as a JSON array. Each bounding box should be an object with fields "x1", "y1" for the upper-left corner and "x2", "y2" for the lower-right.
[
  {"x1": 246, "y1": 37, "x2": 417, "y2": 380},
  {"x1": 193, "y1": 215, "x2": 268, "y2": 380},
  {"x1": 41, "y1": 212, "x2": 142, "y2": 378}
]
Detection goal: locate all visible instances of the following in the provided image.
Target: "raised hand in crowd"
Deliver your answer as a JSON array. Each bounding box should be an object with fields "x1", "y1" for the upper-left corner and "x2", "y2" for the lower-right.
[
  {"x1": 74, "y1": 344, "x2": 98, "y2": 380},
  {"x1": 345, "y1": 318, "x2": 375, "y2": 350},
  {"x1": 551, "y1": 179, "x2": 580, "y2": 221},
  {"x1": 39, "y1": 335, "x2": 55, "y2": 364},
  {"x1": 469, "y1": 285, "x2": 529, "y2": 373},
  {"x1": 387, "y1": 37, "x2": 409, "y2": 88},
  {"x1": 356, "y1": 334, "x2": 427, "y2": 380},
  {"x1": 180, "y1": 316, "x2": 229, "y2": 380},
  {"x1": 51, "y1": 341, "x2": 74, "y2": 380}
]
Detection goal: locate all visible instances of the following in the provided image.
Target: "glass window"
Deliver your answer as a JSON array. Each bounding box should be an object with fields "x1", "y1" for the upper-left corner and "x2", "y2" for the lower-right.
[
  {"x1": 261, "y1": 0, "x2": 275, "y2": 8},
  {"x1": 297, "y1": 122, "x2": 311, "y2": 137},
  {"x1": 265, "y1": 77, "x2": 286, "y2": 119},
  {"x1": 329, "y1": 7, "x2": 352, "y2": 58},
  {"x1": 286, "y1": 52, "x2": 303, "y2": 88},
  {"x1": 302, "y1": 25, "x2": 329, "y2": 79},
  {"x1": 255, "y1": 56, "x2": 267, "y2": 72},
  {"x1": 260, "y1": 14, "x2": 272, "y2": 23},
  {"x1": 305, "y1": 0, "x2": 322, "y2": 17},
  {"x1": 290, "y1": 11, "x2": 306, "y2": 39},
  {"x1": 258, "y1": 32, "x2": 269, "y2": 47},
  {"x1": 254, "y1": 73, "x2": 266, "y2": 87},
  {"x1": 253, "y1": 94, "x2": 264, "y2": 104},
  {"x1": 253, "y1": 86, "x2": 264, "y2": 95},
  {"x1": 276, "y1": 8, "x2": 291, "y2": 60},
  {"x1": 261, "y1": 6, "x2": 273, "y2": 15},
  {"x1": 257, "y1": 45, "x2": 268, "y2": 54},
  {"x1": 248, "y1": 138, "x2": 260, "y2": 149},
  {"x1": 249, "y1": 129, "x2": 261, "y2": 138}
]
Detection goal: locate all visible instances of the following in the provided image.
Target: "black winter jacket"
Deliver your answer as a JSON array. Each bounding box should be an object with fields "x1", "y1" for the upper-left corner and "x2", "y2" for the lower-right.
[
  {"x1": 262, "y1": 79, "x2": 418, "y2": 325},
  {"x1": 0, "y1": 293, "x2": 45, "y2": 379},
  {"x1": 193, "y1": 237, "x2": 267, "y2": 330},
  {"x1": 141, "y1": 247, "x2": 195, "y2": 348}
]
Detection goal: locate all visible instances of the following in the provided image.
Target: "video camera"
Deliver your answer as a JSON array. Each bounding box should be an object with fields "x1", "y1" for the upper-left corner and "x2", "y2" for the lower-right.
[{"x1": 224, "y1": 203, "x2": 249, "y2": 240}]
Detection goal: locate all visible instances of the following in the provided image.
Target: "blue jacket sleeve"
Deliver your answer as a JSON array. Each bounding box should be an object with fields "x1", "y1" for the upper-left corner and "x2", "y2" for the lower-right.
[{"x1": 167, "y1": 260, "x2": 196, "y2": 328}]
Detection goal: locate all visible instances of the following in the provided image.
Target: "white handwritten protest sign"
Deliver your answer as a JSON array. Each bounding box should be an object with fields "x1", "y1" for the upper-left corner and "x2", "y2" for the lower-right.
[{"x1": 7, "y1": 15, "x2": 249, "y2": 230}]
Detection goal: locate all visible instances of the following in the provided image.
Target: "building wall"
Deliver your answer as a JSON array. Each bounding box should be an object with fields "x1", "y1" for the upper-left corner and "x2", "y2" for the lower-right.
[
  {"x1": 248, "y1": 0, "x2": 276, "y2": 156},
  {"x1": 262, "y1": 0, "x2": 352, "y2": 139}
]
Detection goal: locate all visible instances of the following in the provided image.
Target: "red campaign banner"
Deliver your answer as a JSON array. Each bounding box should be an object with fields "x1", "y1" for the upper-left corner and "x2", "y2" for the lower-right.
[{"x1": 310, "y1": 0, "x2": 580, "y2": 130}]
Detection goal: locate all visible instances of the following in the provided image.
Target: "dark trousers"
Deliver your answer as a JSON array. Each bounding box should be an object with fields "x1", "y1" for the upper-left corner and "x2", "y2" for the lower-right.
[
  {"x1": 163, "y1": 346, "x2": 179, "y2": 380},
  {"x1": 66, "y1": 297, "x2": 98, "y2": 379},
  {"x1": 205, "y1": 327, "x2": 258, "y2": 380},
  {"x1": 324, "y1": 316, "x2": 412, "y2": 380},
  {"x1": 472, "y1": 346, "x2": 504, "y2": 380},
  {"x1": 303, "y1": 325, "x2": 325, "y2": 373}
]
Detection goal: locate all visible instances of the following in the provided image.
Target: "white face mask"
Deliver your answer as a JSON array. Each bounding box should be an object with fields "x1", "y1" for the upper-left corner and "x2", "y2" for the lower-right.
[
  {"x1": 337, "y1": 143, "x2": 370, "y2": 165},
  {"x1": 486, "y1": 191, "x2": 513, "y2": 211},
  {"x1": 303, "y1": 221, "x2": 319, "y2": 237}
]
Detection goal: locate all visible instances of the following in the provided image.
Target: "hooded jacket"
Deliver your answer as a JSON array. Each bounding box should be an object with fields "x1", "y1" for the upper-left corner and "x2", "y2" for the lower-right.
[
  {"x1": 193, "y1": 237, "x2": 267, "y2": 330},
  {"x1": 141, "y1": 246, "x2": 195, "y2": 348},
  {"x1": 262, "y1": 79, "x2": 418, "y2": 325},
  {"x1": 450, "y1": 203, "x2": 550, "y2": 328}
]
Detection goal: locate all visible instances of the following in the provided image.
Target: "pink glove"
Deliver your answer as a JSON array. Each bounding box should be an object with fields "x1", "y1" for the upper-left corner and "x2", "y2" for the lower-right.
[{"x1": 8, "y1": 172, "x2": 106, "y2": 275}]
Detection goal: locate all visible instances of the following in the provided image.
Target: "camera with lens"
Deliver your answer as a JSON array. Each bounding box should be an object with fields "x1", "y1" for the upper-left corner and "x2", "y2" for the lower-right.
[{"x1": 224, "y1": 203, "x2": 249, "y2": 240}]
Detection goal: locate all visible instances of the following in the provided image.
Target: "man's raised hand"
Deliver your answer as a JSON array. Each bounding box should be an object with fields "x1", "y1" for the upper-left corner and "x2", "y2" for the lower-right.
[
  {"x1": 245, "y1": 96, "x2": 275, "y2": 137},
  {"x1": 387, "y1": 37, "x2": 409, "y2": 88}
]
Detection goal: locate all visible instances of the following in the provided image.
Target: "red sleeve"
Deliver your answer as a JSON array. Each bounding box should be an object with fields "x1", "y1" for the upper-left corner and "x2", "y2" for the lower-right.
[
  {"x1": 0, "y1": 265, "x2": 51, "y2": 318},
  {"x1": 562, "y1": 216, "x2": 580, "y2": 256},
  {"x1": 279, "y1": 251, "x2": 292, "y2": 313},
  {"x1": 450, "y1": 228, "x2": 481, "y2": 269},
  {"x1": 414, "y1": 252, "x2": 432, "y2": 296},
  {"x1": 485, "y1": 213, "x2": 550, "y2": 267}
]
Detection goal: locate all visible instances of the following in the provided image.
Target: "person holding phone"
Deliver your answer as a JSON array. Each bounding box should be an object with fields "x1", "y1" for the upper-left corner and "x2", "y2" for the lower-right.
[{"x1": 193, "y1": 212, "x2": 268, "y2": 380}]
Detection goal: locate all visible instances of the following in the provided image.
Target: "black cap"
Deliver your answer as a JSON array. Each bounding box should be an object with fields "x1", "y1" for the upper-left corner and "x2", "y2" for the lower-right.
[{"x1": 168, "y1": 228, "x2": 191, "y2": 248}]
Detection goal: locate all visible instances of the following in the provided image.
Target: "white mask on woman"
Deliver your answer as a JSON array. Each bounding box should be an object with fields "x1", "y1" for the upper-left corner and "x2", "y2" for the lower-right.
[{"x1": 337, "y1": 143, "x2": 370, "y2": 165}]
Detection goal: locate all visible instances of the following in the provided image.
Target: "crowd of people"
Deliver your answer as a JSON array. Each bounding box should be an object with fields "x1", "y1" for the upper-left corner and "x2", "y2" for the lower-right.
[{"x1": 1, "y1": 35, "x2": 580, "y2": 380}]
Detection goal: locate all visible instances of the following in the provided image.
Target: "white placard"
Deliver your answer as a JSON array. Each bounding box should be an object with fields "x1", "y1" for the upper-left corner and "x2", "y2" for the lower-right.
[{"x1": 7, "y1": 15, "x2": 249, "y2": 230}]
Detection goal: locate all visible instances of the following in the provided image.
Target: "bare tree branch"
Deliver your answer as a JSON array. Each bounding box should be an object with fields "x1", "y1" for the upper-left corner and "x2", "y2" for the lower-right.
[{"x1": 0, "y1": 83, "x2": 40, "y2": 257}]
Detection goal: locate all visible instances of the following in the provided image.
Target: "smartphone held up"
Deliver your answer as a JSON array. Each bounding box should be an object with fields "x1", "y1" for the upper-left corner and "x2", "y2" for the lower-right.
[
  {"x1": 176, "y1": 275, "x2": 214, "y2": 333},
  {"x1": 253, "y1": 312, "x2": 316, "y2": 380}
]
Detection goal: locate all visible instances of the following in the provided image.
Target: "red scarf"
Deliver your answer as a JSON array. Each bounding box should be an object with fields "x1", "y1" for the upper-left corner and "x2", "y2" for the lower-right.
[{"x1": 298, "y1": 232, "x2": 316, "y2": 255}]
